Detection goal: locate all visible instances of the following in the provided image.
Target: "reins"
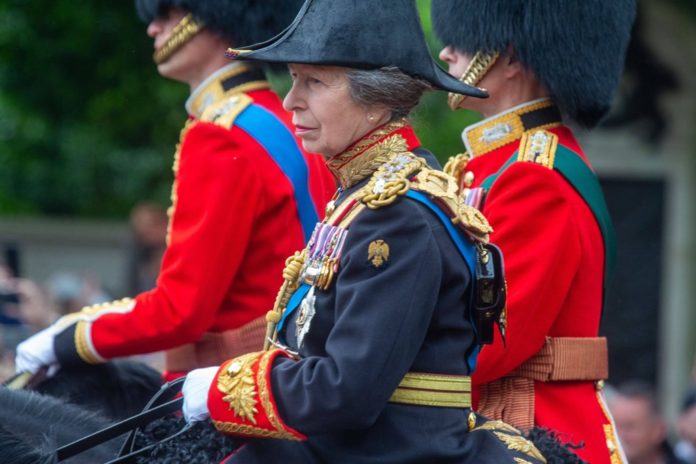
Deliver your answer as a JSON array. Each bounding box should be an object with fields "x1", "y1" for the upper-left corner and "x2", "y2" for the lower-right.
[
  {"x1": 3, "y1": 369, "x2": 193, "y2": 462},
  {"x1": 55, "y1": 377, "x2": 186, "y2": 462}
]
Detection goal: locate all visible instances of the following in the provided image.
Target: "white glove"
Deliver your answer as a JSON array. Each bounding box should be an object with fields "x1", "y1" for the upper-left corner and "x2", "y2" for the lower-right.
[
  {"x1": 182, "y1": 366, "x2": 219, "y2": 423},
  {"x1": 15, "y1": 324, "x2": 60, "y2": 376}
]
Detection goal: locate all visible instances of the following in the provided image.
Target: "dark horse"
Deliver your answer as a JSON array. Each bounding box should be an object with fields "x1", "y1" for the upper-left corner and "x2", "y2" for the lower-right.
[
  {"x1": 0, "y1": 361, "x2": 237, "y2": 463},
  {"x1": 0, "y1": 361, "x2": 586, "y2": 463}
]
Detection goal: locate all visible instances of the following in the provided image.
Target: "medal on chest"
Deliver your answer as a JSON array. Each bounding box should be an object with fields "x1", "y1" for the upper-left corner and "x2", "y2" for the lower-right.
[
  {"x1": 295, "y1": 286, "x2": 316, "y2": 348},
  {"x1": 301, "y1": 222, "x2": 348, "y2": 291}
]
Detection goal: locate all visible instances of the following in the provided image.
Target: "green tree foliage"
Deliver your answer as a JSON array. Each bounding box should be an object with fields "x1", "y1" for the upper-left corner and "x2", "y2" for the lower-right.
[
  {"x1": 0, "y1": 0, "x2": 478, "y2": 218},
  {"x1": 0, "y1": 0, "x2": 188, "y2": 217}
]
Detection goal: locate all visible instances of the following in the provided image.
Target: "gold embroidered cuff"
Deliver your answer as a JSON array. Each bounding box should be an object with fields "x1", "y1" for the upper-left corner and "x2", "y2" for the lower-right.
[{"x1": 210, "y1": 350, "x2": 306, "y2": 441}]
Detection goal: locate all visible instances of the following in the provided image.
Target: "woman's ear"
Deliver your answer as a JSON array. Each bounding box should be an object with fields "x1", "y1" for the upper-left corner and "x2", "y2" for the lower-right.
[{"x1": 367, "y1": 105, "x2": 391, "y2": 126}]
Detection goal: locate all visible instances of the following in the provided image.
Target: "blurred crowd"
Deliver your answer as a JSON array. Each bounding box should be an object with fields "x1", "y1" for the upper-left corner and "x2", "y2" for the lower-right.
[
  {"x1": 608, "y1": 371, "x2": 696, "y2": 464},
  {"x1": 0, "y1": 202, "x2": 168, "y2": 379},
  {"x1": 0, "y1": 262, "x2": 112, "y2": 379}
]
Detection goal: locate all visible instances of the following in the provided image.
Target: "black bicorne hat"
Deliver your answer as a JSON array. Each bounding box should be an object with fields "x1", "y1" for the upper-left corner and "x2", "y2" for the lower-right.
[
  {"x1": 432, "y1": 0, "x2": 636, "y2": 127},
  {"x1": 227, "y1": 0, "x2": 488, "y2": 98},
  {"x1": 134, "y1": 0, "x2": 303, "y2": 48}
]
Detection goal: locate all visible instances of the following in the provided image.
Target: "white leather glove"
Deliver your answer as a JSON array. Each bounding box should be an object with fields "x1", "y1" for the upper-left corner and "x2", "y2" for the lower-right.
[
  {"x1": 15, "y1": 324, "x2": 61, "y2": 376},
  {"x1": 182, "y1": 366, "x2": 219, "y2": 423}
]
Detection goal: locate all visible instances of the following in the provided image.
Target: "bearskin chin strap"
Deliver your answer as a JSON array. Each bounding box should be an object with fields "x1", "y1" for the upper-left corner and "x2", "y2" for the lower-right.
[
  {"x1": 153, "y1": 13, "x2": 204, "y2": 65},
  {"x1": 448, "y1": 51, "x2": 500, "y2": 110}
]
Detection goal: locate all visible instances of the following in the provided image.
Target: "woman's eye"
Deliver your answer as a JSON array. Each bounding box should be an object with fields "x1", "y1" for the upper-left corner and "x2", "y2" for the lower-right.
[{"x1": 308, "y1": 77, "x2": 322, "y2": 85}]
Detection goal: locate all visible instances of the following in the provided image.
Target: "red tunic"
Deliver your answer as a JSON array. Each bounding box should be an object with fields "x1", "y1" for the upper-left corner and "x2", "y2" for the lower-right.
[
  {"x1": 56, "y1": 64, "x2": 335, "y2": 374},
  {"x1": 454, "y1": 100, "x2": 623, "y2": 464}
]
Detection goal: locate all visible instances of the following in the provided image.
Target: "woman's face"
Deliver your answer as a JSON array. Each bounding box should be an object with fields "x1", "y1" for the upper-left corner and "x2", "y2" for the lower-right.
[{"x1": 284, "y1": 64, "x2": 386, "y2": 158}]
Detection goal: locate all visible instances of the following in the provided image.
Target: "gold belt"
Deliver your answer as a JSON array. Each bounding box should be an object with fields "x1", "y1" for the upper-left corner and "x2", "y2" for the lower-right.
[{"x1": 389, "y1": 372, "x2": 472, "y2": 408}]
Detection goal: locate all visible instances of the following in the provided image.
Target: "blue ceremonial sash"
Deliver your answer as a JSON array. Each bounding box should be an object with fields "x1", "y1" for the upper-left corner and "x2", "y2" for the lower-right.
[
  {"x1": 235, "y1": 104, "x2": 318, "y2": 242},
  {"x1": 276, "y1": 283, "x2": 312, "y2": 344},
  {"x1": 405, "y1": 191, "x2": 477, "y2": 278},
  {"x1": 405, "y1": 190, "x2": 480, "y2": 370}
]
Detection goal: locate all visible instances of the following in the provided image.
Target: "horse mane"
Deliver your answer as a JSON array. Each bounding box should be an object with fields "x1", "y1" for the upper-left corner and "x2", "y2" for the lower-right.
[
  {"x1": 0, "y1": 388, "x2": 121, "y2": 463},
  {"x1": 35, "y1": 360, "x2": 163, "y2": 420},
  {"x1": 0, "y1": 424, "x2": 55, "y2": 464}
]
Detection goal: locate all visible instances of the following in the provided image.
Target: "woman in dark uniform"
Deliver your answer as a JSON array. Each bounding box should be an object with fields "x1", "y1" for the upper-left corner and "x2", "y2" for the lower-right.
[{"x1": 180, "y1": 1, "x2": 551, "y2": 462}]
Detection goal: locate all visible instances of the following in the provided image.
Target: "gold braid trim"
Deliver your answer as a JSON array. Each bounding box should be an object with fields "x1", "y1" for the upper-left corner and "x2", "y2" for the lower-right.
[
  {"x1": 596, "y1": 390, "x2": 626, "y2": 463},
  {"x1": 257, "y1": 351, "x2": 303, "y2": 440},
  {"x1": 493, "y1": 431, "x2": 547, "y2": 463},
  {"x1": 74, "y1": 320, "x2": 102, "y2": 364},
  {"x1": 471, "y1": 418, "x2": 546, "y2": 463},
  {"x1": 327, "y1": 120, "x2": 408, "y2": 188},
  {"x1": 359, "y1": 150, "x2": 425, "y2": 209},
  {"x1": 443, "y1": 152, "x2": 471, "y2": 184},
  {"x1": 264, "y1": 250, "x2": 306, "y2": 350},
  {"x1": 166, "y1": 120, "x2": 194, "y2": 245},
  {"x1": 213, "y1": 421, "x2": 301, "y2": 439},
  {"x1": 153, "y1": 13, "x2": 203, "y2": 65},
  {"x1": 214, "y1": 350, "x2": 303, "y2": 441}
]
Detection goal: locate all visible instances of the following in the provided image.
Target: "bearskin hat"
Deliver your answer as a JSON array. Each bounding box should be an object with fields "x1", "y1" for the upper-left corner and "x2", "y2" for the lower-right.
[
  {"x1": 135, "y1": 0, "x2": 302, "y2": 49},
  {"x1": 432, "y1": 0, "x2": 636, "y2": 127}
]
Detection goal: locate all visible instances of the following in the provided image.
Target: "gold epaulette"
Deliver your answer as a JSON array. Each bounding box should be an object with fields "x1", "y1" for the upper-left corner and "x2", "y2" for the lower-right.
[
  {"x1": 411, "y1": 166, "x2": 492, "y2": 243},
  {"x1": 517, "y1": 129, "x2": 559, "y2": 169},
  {"x1": 359, "y1": 151, "x2": 424, "y2": 209},
  {"x1": 199, "y1": 93, "x2": 253, "y2": 129},
  {"x1": 355, "y1": 152, "x2": 491, "y2": 242}
]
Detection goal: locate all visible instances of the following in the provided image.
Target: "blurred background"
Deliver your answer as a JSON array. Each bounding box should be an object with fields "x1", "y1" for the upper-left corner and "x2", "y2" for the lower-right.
[{"x1": 0, "y1": 0, "x2": 694, "y2": 458}]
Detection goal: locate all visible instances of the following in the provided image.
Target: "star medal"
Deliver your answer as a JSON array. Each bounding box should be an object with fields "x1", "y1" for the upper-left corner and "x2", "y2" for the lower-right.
[{"x1": 295, "y1": 286, "x2": 317, "y2": 348}]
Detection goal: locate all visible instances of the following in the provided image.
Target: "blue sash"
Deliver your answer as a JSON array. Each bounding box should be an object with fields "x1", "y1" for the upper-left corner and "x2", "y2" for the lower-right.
[
  {"x1": 406, "y1": 190, "x2": 480, "y2": 370},
  {"x1": 235, "y1": 104, "x2": 318, "y2": 242}
]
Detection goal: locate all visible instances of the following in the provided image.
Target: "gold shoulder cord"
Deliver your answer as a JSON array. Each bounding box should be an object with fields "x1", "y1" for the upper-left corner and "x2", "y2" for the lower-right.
[
  {"x1": 263, "y1": 251, "x2": 306, "y2": 350},
  {"x1": 443, "y1": 152, "x2": 471, "y2": 186},
  {"x1": 359, "y1": 149, "x2": 425, "y2": 209}
]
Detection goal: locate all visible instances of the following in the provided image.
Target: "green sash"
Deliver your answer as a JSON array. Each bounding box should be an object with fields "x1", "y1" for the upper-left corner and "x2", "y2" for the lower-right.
[{"x1": 480, "y1": 144, "x2": 616, "y2": 308}]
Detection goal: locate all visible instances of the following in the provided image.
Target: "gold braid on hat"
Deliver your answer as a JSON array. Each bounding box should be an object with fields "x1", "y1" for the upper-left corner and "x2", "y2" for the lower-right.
[
  {"x1": 448, "y1": 51, "x2": 500, "y2": 110},
  {"x1": 153, "y1": 13, "x2": 204, "y2": 65}
]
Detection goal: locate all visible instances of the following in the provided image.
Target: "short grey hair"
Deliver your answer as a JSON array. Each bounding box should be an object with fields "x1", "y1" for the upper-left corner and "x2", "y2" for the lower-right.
[{"x1": 346, "y1": 67, "x2": 433, "y2": 122}]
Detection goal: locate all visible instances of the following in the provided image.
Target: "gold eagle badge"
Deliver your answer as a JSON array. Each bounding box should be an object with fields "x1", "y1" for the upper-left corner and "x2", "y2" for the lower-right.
[{"x1": 368, "y1": 239, "x2": 390, "y2": 268}]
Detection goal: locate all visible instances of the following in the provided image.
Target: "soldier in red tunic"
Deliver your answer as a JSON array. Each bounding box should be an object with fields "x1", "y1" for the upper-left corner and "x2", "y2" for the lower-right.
[
  {"x1": 432, "y1": 1, "x2": 635, "y2": 462},
  {"x1": 15, "y1": 0, "x2": 335, "y2": 380}
]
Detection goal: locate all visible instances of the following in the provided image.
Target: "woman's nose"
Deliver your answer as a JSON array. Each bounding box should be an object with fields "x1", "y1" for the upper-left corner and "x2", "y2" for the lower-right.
[{"x1": 283, "y1": 84, "x2": 302, "y2": 112}]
